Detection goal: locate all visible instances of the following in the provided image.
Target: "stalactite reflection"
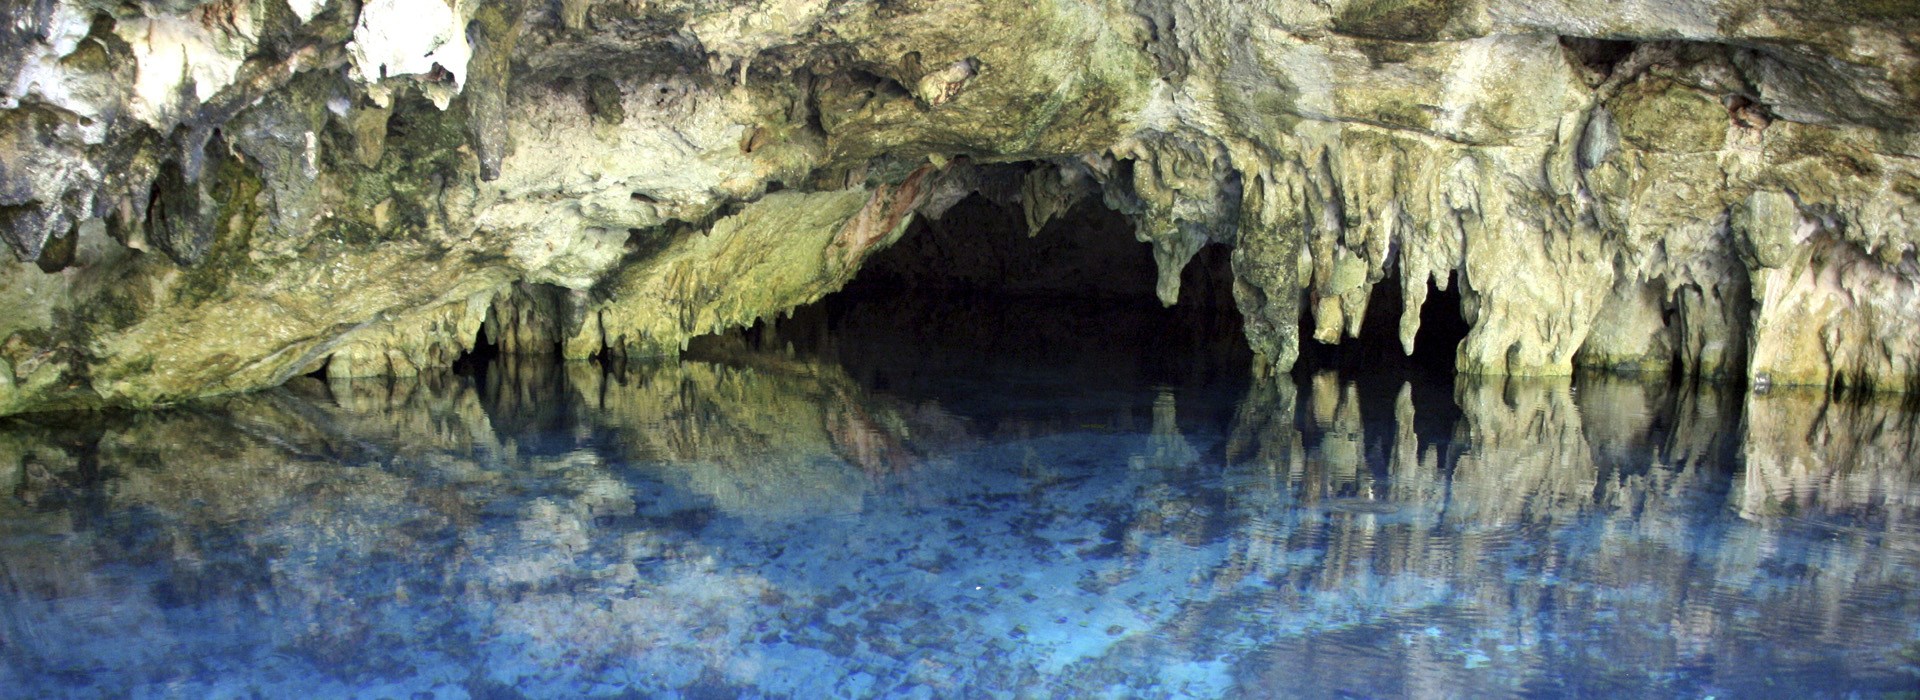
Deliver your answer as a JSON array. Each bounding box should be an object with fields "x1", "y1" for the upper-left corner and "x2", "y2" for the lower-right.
[
  {"x1": 1210, "y1": 372, "x2": 1920, "y2": 696},
  {"x1": 0, "y1": 347, "x2": 1916, "y2": 697}
]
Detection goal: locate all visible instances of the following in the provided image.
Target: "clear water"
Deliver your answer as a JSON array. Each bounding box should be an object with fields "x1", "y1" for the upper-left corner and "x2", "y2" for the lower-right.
[{"x1": 2, "y1": 295, "x2": 1918, "y2": 699}]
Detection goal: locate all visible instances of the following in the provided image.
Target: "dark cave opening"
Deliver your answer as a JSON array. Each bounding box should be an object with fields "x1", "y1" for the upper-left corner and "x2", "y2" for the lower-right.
[
  {"x1": 1294, "y1": 272, "x2": 1471, "y2": 381},
  {"x1": 840, "y1": 192, "x2": 1162, "y2": 301},
  {"x1": 1559, "y1": 36, "x2": 1639, "y2": 81},
  {"x1": 705, "y1": 190, "x2": 1253, "y2": 402},
  {"x1": 452, "y1": 320, "x2": 502, "y2": 378},
  {"x1": 1292, "y1": 272, "x2": 1472, "y2": 449}
]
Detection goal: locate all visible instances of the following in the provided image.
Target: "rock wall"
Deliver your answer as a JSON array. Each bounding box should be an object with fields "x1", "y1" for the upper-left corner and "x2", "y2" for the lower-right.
[{"x1": 2, "y1": 0, "x2": 1918, "y2": 414}]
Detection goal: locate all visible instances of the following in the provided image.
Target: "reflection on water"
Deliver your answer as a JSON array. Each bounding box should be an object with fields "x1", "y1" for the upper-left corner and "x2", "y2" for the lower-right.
[{"x1": 2, "y1": 299, "x2": 1919, "y2": 698}]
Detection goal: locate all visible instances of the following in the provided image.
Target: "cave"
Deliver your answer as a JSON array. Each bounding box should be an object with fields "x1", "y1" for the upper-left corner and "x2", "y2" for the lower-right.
[
  {"x1": 710, "y1": 191, "x2": 1247, "y2": 385},
  {"x1": 450, "y1": 319, "x2": 502, "y2": 376},
  {"x1": 3, "y1": 0, "x2": 1920, "y2": 696},
  {"x1": 1295, "y1": 270, "x2": 1470, "y2": 379}
]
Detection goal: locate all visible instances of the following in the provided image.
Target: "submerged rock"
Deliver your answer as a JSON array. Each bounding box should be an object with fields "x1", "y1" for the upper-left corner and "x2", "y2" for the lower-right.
[{"x1": 2, "y1": 0, "x2": 1919, "y2": 413}]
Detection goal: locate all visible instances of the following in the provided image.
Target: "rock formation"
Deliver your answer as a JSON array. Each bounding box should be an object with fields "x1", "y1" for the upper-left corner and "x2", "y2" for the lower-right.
[{"x1": 3, "y1": 0, "x2": 1919, "y2": 414}]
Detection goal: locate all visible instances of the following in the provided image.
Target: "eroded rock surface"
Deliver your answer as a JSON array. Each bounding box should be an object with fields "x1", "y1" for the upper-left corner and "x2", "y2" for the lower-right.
[{"x1": 2, "y1": 0, "x2": 1919, "y2": 413}]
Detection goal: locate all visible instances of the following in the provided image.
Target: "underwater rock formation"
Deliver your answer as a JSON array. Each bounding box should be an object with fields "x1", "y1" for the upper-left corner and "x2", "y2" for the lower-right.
[{"x1": 3, "y1": 0, "x2": 1920, "y2": 413}]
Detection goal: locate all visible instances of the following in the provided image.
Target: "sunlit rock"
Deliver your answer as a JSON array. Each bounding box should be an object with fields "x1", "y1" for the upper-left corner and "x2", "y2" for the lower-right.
[
  {"x1": 346, "y1": 0, "x2": 472, "y2": 109},
  {"x1": 578, "y1": 182, "x2": 930, "y2": 361}
]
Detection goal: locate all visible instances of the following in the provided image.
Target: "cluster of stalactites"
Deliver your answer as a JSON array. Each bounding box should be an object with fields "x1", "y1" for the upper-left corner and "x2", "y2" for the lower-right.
[
  {"x1": 1049, "y1": 66, "x2": 1920, "y2": 394},
  {"x1": 324, "y1": 282, "x2": 579, "y2": 378}
]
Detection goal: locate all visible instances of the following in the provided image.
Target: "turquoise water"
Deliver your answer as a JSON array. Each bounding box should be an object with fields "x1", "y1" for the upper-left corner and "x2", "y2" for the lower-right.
[{"x1": 2, "y1": 296, "x2": 1918, "y2": 699}]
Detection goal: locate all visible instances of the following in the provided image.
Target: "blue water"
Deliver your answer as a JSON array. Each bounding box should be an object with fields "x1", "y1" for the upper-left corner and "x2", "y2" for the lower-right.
[{"x1": 2, "y1": 297, "x2": 1918, "y2": 699}]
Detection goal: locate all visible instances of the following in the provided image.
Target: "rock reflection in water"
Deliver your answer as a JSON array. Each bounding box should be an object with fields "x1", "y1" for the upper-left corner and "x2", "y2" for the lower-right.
[
  {"x1": 572, "y1": 339, "x2": 939, "y2": 519},
  {"x1": 1220, "y1": 373, "x2": 1915, "y2": 697},
  {"x1": 0, "y1": 346, "x2": 1916, "y2": 697}
]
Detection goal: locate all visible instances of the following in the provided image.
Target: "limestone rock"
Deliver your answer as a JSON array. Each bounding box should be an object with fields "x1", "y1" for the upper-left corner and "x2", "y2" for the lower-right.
[
  {"x1": 1, "y1": 0, "x2": 1919, "y2": 414},
  {"x1": 577, "y1": 177, "x2": 930, "y2": 360}
]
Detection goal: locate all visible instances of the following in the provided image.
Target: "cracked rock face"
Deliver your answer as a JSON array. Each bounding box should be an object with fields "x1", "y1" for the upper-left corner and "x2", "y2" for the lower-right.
[{"x1": 1, "y1": 0, "x2": 1918, "y2": 414}]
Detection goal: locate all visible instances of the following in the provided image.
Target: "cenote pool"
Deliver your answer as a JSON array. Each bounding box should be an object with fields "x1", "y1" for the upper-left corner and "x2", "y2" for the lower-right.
[{"x1": 2, "y1": 293, "x2": 1918, "y2": 699}]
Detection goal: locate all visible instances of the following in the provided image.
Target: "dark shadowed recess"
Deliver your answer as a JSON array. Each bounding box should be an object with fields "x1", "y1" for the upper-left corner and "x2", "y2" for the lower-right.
[
  {"x1": 452, "y1": 324, "x2": 504, "y2": 376},
  {"x1": 690, "y1": 190, "x2": 1485, "y2": 441},
  {"x1": 704, "y1": 194, "x2": 1253, "y2": 410},
  {"x1": 1293, "y1": 271, "x2": 1473, "y2": 441}
]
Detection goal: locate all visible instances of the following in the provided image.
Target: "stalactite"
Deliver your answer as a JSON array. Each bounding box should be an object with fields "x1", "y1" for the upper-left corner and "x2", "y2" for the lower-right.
[
  {"x1": 484, "y1": 282, "x2": 566, "y2": 357},
  {"x1": 1, "y1": 0, "x2": 1918, "y2": 414}
]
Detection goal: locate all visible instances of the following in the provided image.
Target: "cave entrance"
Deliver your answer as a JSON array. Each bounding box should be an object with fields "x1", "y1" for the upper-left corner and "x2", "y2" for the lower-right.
[
  {"x1": 1291, "y1": 271, "x2": 1472, "y2": 444},
  {"x1": 699, "y1": 191, "x2": 1251, "y2": 397},
  {"x1": 452, "y1": 321, "x2": 503, "y2": 376},
  {"x1": 1295, "y1": 271, "x2": 1469, "y2": 380},
  {"x1": 447, "y1": 282, "x2": 575, "y2": 376}
]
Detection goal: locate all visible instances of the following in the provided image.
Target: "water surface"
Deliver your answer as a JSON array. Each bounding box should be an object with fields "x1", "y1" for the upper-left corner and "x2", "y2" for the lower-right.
[{"x1": 2, "y1": 296, "x2": 1918, "y2": 698}]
